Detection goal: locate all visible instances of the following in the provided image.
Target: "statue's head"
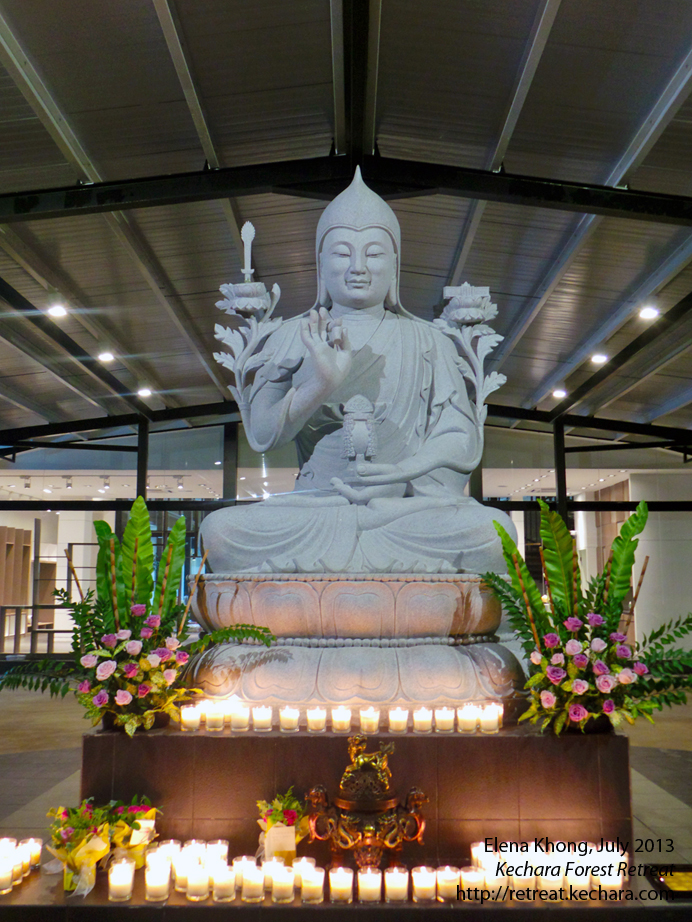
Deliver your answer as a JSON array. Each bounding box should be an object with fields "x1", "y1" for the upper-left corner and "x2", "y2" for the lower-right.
[{"x1": 314, "y1": 168, "x2": 405, "y2": 313}]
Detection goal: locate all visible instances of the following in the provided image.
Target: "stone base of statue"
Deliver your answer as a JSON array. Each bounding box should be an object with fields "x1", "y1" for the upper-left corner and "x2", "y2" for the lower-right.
[{"x1": 189, "y1": 573, "x2": 525, "y2": 708}]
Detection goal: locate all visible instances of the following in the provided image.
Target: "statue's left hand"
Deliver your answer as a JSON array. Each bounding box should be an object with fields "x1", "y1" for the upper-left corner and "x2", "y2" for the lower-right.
[{"x1": 354, "y1": 462, "x2": 408, "y2": 485}]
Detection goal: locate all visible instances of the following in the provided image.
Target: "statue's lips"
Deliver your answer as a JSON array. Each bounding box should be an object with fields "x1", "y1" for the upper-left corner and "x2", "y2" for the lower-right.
[{"x1": 346, "y1": 281, "x2": 370, "y2": 289}]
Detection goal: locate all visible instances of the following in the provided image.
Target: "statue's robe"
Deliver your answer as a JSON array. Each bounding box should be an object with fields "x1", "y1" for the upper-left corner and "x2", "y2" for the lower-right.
[{"x1": 201, "y1": 310, "x2": 515, "y2": 573}]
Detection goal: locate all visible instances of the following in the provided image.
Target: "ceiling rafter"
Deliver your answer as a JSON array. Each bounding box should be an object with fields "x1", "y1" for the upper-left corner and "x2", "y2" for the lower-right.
[
  {"x1": 152, "y1": 0, "x2": 248, "y2": 271},
  {"x1": 0, "y1": 225, "x2": 174, "y2": 408},
  {"x1": 447, "y1": 0, "x2": 562, "y2": 286},
  {"x1": 526, "y1": 231, "x2": 692, "y2": 407},
  {"x1": 489, "y1": 38, "x2": 692, "y2": 371},
  {"x1": 642, "y1": 383, "x2": 692, "y2": 423},
  {"x1": 0, "y1": 7, "x2": 227, "y2": 400},
  {"x1": 0, "y1": 380, "x2": 59, "y2": 423}
]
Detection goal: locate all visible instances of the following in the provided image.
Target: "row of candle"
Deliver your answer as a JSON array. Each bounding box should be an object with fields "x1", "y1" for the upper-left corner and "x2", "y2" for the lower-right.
[
  {"x1": 180, "y1": 701, "x2": 504, "y2": 734},
  {"x1": 0, "y1": 838, "x2": 42, "y2": 895}
]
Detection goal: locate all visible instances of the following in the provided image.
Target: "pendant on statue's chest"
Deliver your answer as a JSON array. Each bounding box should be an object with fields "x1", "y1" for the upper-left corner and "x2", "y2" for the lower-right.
[{"x1": 340, "y1": 395, "x2": 386, "y2": 463}]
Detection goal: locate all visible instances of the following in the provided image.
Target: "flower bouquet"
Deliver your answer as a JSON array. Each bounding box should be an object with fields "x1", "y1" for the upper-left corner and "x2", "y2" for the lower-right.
[
  {"x1": 257, "y1": 787, "x2": 309, "y2": 862},
  {"x1": 0, "y1": 497, "x2": 274, "y2": 735},
  {"x1": 483, "y1": 499, "x2": 692, "y2": 735},
  {"x1": 109, "y1": 798, "x2": 159, "y2": 868},
  {"x1": 46, "y1": 800, "x2": 110, "y2": 894}
]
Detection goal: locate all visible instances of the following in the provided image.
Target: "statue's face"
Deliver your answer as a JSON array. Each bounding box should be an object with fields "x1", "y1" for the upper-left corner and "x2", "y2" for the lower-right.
[{"x1": 320, "y1": 228, "x2": 396, "y2": 309}]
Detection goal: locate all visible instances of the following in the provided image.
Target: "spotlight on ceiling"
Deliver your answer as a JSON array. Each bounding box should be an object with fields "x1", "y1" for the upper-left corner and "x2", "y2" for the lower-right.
[
  {"x1": 137, "y1": 387, "x2": 152, "y2": 398},
  {"x1": 48, "y1": 303, "x2": 67, "y2": 317},
  {"x1": 177, "y1": 477, "x2": 184, "y2": 491},
  {"x1": 639, "y1": 305, "x2": 659, "y2": 320},
  {"x1": 591, "y1": 353, "x2": 608, "y2": 365},
  {"x1": 214, "y1": 460, "x2": 222, "y2": 466},
  {"x1": 103, "y1": 477, "x2": 110, "y2": 490},
  {"x1": 552, "y1": 388, "x2": 567, "y2": 399},
  {"x1": 65, "y1": 477, "x2": 73, "y2": 489},
  {"x1": 23, "y1": 478, "x2": 31, "y2": 489},
  {"x1": 43, "y1": 488, "x2": 52, "y2": 494},
  {"x1": 98, "y1": 351, "x2": 115, "y2": 363}
]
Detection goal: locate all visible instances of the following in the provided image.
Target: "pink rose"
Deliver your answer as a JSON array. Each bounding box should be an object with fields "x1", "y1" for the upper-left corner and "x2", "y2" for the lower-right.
[
  {"x1": 140, "y1": 627, "x2": 153, "y2": 639},
  {"x1": 165, "y1": 636, "x2": 180, "y2": 650},
  {"x1": 543, "y1": 633, "x2": 560, "y2": 648},
  {"x1": 530, "y1": 650, "x2": 542, "y2": 665},
  {"x1": 593, "y1": 659, "x2": 610, "y2": 676},
  {"x1": 283, "y1": 809, "x2": 298, "y2": 826},
  {"x1": 596, "y1": 674, "x2": 617, "y2": 693},
  {"x1": 116, "y1": 629, "x2": 132, "y2": 641},
  {"x1": 569, "y1": 703, "x2": 588, "y2": 723},
  {"x1": 137, "y1": 684, "x2": 151, "y2": 698},
  {"x1": 92, "y1": 690, "x2": 109, "y2": 707},
  {"x1": 80, "y1": 654, "x2": 98, "y2": 668},
  {"x1": 546, "y1": 665, "x2": 566, "y2": 685},
  {"x1": 564, "y1": 617, "x2": 583, "y2": 632},
  {"x1": 101, "y1": 633, "x2": 118, "y2": 648},
  {"x1": 154, "y1": 647, "x2": 172, "y2": 662},
  {"x1": 122, "y1": 663, "x2": 138, "y2": 678},
  {"x1": 131, "y1": 604, "x2": 147, "y2": 616},
  {"x1": 573, "y1": 653, "x2": 589, "y2": 668},
  {"x1": 115, "y1": 690, "x2": 132, "y2": 706},
  {"x1": 602, "y1": 699, "x2": 615, "y2": 714},
  {"x1": 125, "y1": 640, "x2": 142, "y2": 656},
  {"x1": 633, "y1": 661, "x2": 649, "y2": 676},
  {"x1": 175, "y1": 651, "x2": 189, "y2": 665},
  {"x1": 147, "y1": 653, "x2": 161, "y2": 668},
  {"x1": 163, "y1": 669, "x2": 177, "y2": 686},
  {"x1": 77, "y1": 680, "x2": 91, "y2": 693},
  {"x1": 591, "y1": 638, "x2": 607, "y2": 653},
  {"x1": 551, "y1": 653, "x2": 565, "y2": 666},
  {"x1": 617, "y1": 668, "x2": 636, "y2": 685},
  {"x1": 587, "y1": 612, "x2": 605, "y2": 626},
  {"x1": 565, "y1": 639, "x2": 582, "y2": 655},
  {"x1": 616, "y1": 644, "x2": 631, "y2": 659},
  {"x1": 610, "y1": 632, "x2": 627, "y2": 643},
  {"x1": 539, "y1": 689, "x2": 556, "y2": 709},
  {"x1": 96, "y1": 660, "x2": 117, "y2": 681},
  {"x1": 145, "y1": 615, "x2": 161, "y2": 628},
  {"x1": 572, "y1": 679, "x2": 589, "y2": 695}
]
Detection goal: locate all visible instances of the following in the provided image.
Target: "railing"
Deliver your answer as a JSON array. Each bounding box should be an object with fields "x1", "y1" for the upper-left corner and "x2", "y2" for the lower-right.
[{"x1": 0, "y1": 604, "x2": 72, "y2": 654}]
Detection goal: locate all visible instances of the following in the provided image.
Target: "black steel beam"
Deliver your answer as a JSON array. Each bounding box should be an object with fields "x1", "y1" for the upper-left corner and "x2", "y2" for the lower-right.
[
  {"x1": 487, "y1": 403, "x2": 692, "y2": 441},
  {"x1": 222, "y1": 422, "x2": 238, "y2": 501},
  {"x1": 553, "y1": 418, "x2": 568, "y2": 523},
  {"x1": 136, "y1": 417, "x2": 149, "y2": 500},
  {"x1": 0, "y1": 276, "x2": 152, "y2": 417},
  {"x1": 4, "y1": 152, "x2": 692, "y2": 226},
  {"x1": 564, "y1": 440, "x2": 685, "y2": 453},
  {"x1": 0, "y1": 440, "x2": 137, "y2": 453},
  {"x1": 549, "y1": 291, "x2": 692, "y2": 418}
]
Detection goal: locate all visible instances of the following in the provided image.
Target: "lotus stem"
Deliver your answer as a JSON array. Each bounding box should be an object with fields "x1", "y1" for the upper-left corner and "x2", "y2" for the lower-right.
[
  {"x1": 157, "y1": 543, "x2": 174, "y2": 618},
  {"x1": 538, "y1": 547, "x2": 556, "y2": 619},
  {"x1": 512, "y1": 553, "x2": 541, "y2": 650},
  {"x1": 108, "y1": 538, "x2": 121, "y2": 631},
  {"x1": 64, "y1": 549, "x2": 84, "y2": 602},
  {"x1": 179, "y1": 550, "x2": 209, "y2": 637}
]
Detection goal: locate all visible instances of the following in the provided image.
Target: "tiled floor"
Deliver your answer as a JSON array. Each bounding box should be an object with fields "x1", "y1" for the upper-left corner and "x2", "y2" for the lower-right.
[{"x1": 0, "y1": 689, "x2": 690, "y2": 865}]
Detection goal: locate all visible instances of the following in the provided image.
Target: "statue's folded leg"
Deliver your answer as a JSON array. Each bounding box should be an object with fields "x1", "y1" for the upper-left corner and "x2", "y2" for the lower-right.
[
  {"x1": 357, "y1": 501, "x2": 517, "y2": 574},
  {"x1": 200, "y1": 502, "x2": 360, "y2": 573}
]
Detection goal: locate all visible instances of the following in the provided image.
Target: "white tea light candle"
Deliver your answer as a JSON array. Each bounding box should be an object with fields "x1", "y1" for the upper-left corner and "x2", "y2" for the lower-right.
[
  {"x1": 301, "y1": 866, "x2": 325, "y2": 903},
  {"x1": 242, "y1": 864, "x2": 265, "y2": 902},
  {"x1": 212, "y1": 863, "x2": 235, "y2": 902},
  {"x1": 252, "y1": 706, "x2": 272, "y2": 731},
  {"x1": 359, "y1": 707, "x2": 380, "y2": 734},
  {"x1": 434, "y1": 707, "x2": 455, "y2": 732},
  {"x1": 411, "y1": 866, "x2": 436, "y2": 901},
  {"x1": 358, "y1": 867, "x2": 382, "y2": 901},
  {"x1": 271, "y1": 866, "x2": 295, "y2": 903},
  {"x1": 479, "y1": 704, "x2": 500, "y2": 734},
  {"x1": 461, "y1": 865, "x2": 484, "y2": 893},
  {"x1": 458, "y1": 704, "x2": 479, "y2": 733},
  {"x1": 180, "y1": 705, "x2": 201, "y2": 731},
  {"x1": 233, "y1": 856, "x2": 256, "y2": 889},
  {"x1": 0, "y1": 856, "x2": 13, "y2": 895},
  {"x1": 24, "y1": 838, "x2": 42, "y2": 869},
  {"x1": 292, "y1": 856, "x2": 316, "y2": 888},
  {"x1": 262, "y1": 857, "x2": 284, "y2": 890},
  {"x1": 186, "y1": 862, "x2": 210, "y2": 901},
  {"x1": 436, "y1": 866, "x2": 460, "y2": 901},
  {"x1": 306, "y1": 707, "x2": 327, "y2": 732},
  {"x1": 108, "y1": 857, "x2": 136, "y2": 902},
  {"x1": 205, "y1": 701, "x2": 224, "y2": 730},
  {"x1": 388, "y1": 707, "x2": 408, "y2": 733},
  {"x1": 231, "y1": 703, "x2": 250, "y2": 731},
  {"x1": 412, "y1": 707, "x2": 433, "y2": 732},
  {"x1": 384, "y1": 866, "x2": 408, "y2": 901},
  {"x1": 329, "y1": 866, "x2": 353, "y2": 902},
  {"x1": 145, "y1": 860, "x2": 171, "y2": 901},
  {"x1": 331, "y1": 706, "x2": 351, "y2": 732},
  {"x1": 279, "y1": 706, "x2": 300, "y2": 731}
]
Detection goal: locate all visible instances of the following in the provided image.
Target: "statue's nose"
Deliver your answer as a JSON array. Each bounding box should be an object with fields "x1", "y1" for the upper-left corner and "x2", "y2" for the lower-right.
[{"x1": 351, "y1": 251, "x2": 367, "y2": 274}]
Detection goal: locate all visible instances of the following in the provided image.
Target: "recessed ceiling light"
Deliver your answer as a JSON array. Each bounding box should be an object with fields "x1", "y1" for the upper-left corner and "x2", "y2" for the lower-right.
[
  {"x1": 598, "y1": 478, "x2": 605, "y2": 482},
  {"x1": 43, "y1": 488, "x2": 52, "y2": 494},
  {"x1": 48, "y1": 304, "x2": 67, "y2": 317},
  {"x1": 137, "y1": 387, "x2": 152, "y2": 398},
  {"x1": 214, "y1": 461, "x2": 222, "y2": 465},
  {"x1": 552, "y1": 388, "x2": 567, "y2": 399},
  {"x1": 239, "y1": 476, "x2": 246, "y2": 481},
  {"x1": 591, "y1": 353, "x2": 608, "y2": 365},
  {"x1": 98, "y1": 488, "x2": 106, "y2": 494},
  {"x1": 98, "y1": 351, "x2": 115, "y2": 363},
  {"x1": 639, "y1": 305, "x2": 659, "y2": 320}
]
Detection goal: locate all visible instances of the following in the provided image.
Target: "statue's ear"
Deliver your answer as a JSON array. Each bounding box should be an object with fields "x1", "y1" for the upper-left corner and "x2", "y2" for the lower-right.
[
  {"x1": 384, "y1": 255, "x2": 398, "y2": 308},
  {"x1": 317, "y1": 268, "x2": 332, "y2": 308}
]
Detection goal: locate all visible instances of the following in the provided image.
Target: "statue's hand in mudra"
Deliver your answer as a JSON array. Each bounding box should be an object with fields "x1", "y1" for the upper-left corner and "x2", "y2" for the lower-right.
[{"x1": 300, "y1": 307, "x2": 352, "y2": 397}]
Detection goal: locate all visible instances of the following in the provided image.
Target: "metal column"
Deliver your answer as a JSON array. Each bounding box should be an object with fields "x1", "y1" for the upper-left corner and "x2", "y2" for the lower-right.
[
  {"x1": 136, "y1": 416, "x2": 149, "y2": 499},
  {"x1": 222, "y1": 422, "x2": 238, "y2": 501},
  {"x1": 553, "y1": 417, "x2": 568, "y2": 523}
]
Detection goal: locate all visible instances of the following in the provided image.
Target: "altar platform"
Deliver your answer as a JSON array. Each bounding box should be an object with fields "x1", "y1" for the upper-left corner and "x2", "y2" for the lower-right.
[{"x1": 81, "y1": 725, "x2": 632, "y2": 869}]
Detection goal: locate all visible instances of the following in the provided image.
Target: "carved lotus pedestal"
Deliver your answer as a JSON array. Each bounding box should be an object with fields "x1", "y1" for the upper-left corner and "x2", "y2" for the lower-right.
[{"x1": 189, "y1": 573, "x2": 525, "y2": 709}]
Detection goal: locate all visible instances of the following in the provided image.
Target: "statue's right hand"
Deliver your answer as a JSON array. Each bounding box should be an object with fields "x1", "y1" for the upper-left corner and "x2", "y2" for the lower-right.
[{"x1": 300, "y1": 308, "x2": 352, "y2": 393}]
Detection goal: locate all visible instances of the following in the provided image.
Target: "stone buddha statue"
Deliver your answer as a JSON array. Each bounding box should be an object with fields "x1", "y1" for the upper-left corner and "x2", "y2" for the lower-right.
[
  {"x1": 201, "y1": 169, "x2": 516, "y2": 574},
  {"x1": 189, "y1": 170, "x2": 524, "y2": 709}
]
